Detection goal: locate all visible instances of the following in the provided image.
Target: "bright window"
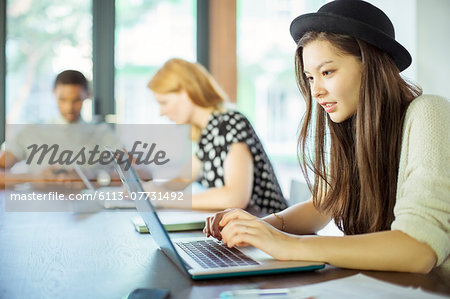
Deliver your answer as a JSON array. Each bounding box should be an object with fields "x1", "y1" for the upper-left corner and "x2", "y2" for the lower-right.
[
  {"x1": 236, "y1": 0, "x2": 325, "y2": 194},
  {"x1": 115, "y1": 0, "x2": 196, "y2": 124},
  {"x1": 6, "y1": 0, "x2": 92, "y2": 124}
]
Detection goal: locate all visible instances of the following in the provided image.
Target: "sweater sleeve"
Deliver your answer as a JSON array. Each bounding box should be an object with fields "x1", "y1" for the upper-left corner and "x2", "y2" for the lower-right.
[{"x1": 391, "y1": 95, "x2": 450, "y2": 266}]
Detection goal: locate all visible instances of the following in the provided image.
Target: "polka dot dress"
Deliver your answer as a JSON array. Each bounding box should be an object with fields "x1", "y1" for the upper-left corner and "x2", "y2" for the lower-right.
[{"x1": 196, "y1": 110, "x2": 287, "y2": 214}]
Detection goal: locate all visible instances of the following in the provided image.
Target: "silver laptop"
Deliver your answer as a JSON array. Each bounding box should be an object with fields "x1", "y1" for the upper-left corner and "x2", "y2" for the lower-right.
[{"x1": 108, "y1": 148, "x2": 324, "y2": 280}]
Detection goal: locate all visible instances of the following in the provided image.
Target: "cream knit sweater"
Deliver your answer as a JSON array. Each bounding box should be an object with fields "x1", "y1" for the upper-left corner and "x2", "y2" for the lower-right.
[{"x1": 391, "y1": 94, "x2": 450, "y2": 268}]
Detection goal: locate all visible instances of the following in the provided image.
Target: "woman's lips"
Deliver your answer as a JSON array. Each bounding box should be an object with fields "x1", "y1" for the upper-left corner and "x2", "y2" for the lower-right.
[{"x1": 320, "y1": 102, "x2": 337, "y2": 113}]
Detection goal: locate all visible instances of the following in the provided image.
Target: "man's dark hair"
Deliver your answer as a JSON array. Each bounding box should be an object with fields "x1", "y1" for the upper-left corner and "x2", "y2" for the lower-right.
[{"x1": 53, "y1": 70, "x2": 89, "y2": 91}]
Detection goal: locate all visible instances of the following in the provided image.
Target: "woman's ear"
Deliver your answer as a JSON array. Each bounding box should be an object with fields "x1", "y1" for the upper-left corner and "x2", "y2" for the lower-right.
[{"x1": 179, "y1": 89, "x2": 193, "y2": 103}]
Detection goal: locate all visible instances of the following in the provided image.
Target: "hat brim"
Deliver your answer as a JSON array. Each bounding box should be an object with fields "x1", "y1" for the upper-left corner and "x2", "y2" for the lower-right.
[{"x1": 290, "y1": 13, "x2": 411, "y2": 72}]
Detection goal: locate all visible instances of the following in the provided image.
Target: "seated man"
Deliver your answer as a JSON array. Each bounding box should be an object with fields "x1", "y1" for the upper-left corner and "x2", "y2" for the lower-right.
[{"x1": 0, "y1": 70, "x2": 123, "y2": 189}]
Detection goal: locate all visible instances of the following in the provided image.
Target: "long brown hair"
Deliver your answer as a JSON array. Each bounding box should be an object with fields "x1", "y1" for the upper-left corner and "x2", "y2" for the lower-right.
[
  {"x1": 296, "y1": 32, "x2": 422, "y2": 235},
  {"x1": 148, "y1": 58, "x2": 228, "y2": 140}
]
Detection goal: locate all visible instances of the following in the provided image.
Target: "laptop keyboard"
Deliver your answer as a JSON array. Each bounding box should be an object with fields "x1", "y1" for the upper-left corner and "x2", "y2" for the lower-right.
[{"x1": 176, "y1": 239, "x2": 260, "y2": 269}]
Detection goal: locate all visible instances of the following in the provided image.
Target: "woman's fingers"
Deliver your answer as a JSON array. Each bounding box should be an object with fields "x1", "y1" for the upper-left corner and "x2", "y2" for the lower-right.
[
  {"x1": 219, "y1": 209, "x2": 255, "y2": 227},
  {"x1": 204, "y1": 215, "x2": 221, "y2": 239},
  {"x1": 204, "y1": 208, "x2": 258, "y2": 242},
  {"x1": 213, "y1": 217, "x2": 295, "y2": 261},
  {"x1": 203, "y1": 217, "x2": 211, "y2": 237},
  {"x1": 211, "y1": 213, "x2": 225, "y2": 239},
  {"x1": 203, "y1": 208, "x2": 236, "y2": 239},
  {"x1": 203, "y1": 209, "x2": 228, "y2": 240},
  {"x1": 220, "y1": 219, "x2": 263, "y2": 247}
]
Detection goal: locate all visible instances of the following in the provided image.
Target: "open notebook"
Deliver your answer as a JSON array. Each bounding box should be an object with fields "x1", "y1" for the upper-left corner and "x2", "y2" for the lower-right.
[{"x1": 132, "y1": 209, "x2": 215, "y2": 232}]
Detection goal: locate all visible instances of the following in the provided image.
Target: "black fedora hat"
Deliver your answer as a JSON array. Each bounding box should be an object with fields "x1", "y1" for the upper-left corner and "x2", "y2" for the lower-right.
[{"x1": 290, "y1": 0, "x2": 411, "y2": 72}]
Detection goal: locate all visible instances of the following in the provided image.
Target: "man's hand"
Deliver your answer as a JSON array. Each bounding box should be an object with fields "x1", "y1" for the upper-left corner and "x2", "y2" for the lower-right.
[{"x1": 32, "y1": 166, "x2": 85, "y2": 191}]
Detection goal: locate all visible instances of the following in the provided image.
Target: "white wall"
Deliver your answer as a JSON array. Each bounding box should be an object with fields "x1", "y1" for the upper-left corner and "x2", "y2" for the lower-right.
[
  {"x1": 365, "y1": 0, "x2": 418, "y2": 80},
  {"x1": 367, "y1": 0, "x2": 450, "y2": 98},
  {"x1": 417, "y1": 0, "x2": 450, "y2": 97}
]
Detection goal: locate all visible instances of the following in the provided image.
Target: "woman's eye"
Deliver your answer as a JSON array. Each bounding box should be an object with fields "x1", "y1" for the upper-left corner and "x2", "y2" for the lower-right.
[
  {"x1": 322, "y1": 70, "x2": 333, "y2": 76},
  {"x1": 307, "y1": 76, "x2": 314, "y2": 82}
]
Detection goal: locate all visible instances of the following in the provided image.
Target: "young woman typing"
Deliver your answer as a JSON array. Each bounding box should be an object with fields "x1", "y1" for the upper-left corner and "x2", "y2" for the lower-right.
[{"x1": 203, "y1": 0, "x2": 449, "y2": 273}]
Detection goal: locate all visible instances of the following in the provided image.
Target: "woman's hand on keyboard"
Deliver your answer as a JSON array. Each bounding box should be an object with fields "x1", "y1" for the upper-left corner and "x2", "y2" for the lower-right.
[
  {"x1": 219, "y1": 210, "x2": 294, "y2": 260},
  {"x1": 203, "y1": 209, "x2": 256, "y2": 241}
]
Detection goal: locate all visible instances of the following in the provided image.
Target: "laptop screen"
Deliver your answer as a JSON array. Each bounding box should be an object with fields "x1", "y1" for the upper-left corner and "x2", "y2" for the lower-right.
[{"x1": 107, "y1": 148, "x2": 190, "y2": 275}]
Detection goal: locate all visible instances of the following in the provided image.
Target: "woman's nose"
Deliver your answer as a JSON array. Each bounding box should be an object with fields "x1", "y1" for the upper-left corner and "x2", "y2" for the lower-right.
[{"x1": 311, "y1": 80, "x2": 325, "y2": 98}]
